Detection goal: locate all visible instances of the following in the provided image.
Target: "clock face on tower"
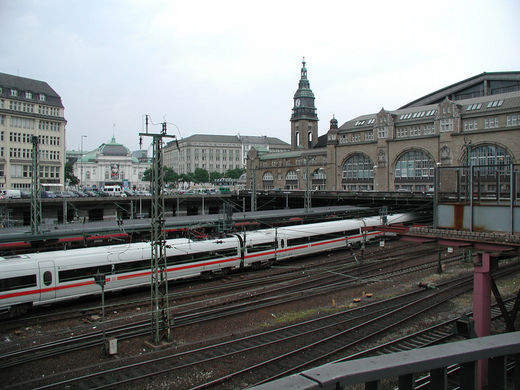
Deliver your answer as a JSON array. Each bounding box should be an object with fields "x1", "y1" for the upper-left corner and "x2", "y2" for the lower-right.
[{"x1": 295, "y1": 99, "x2": 301, "y2": 107}]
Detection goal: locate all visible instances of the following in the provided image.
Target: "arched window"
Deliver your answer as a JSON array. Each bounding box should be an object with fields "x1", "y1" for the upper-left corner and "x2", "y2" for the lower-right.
[
  {"x1": 286, "y1": 170, "x2": 298, "y2": 181},
  {"x1": 312, "y1": 168, "x2": 326, "y2": 190},
  {"x1": 394, "y1": 149, "x2": 434, "y2": 192},
  {"x1": 285, "y1": 170, "x2": 299, "y2": 190},
  {"x1": 342, "y1": 154, "x2": 374, "y2": 180},
  {"x1": 466, "y1": 145, "x2": 513, "y2": 194},
  {"x1": 308, "y1": 131, "x2": 312, "y2": 145},
  {"x1": 341, "y1": 154, "x2": 374, "y2": 191},
  {"x1": 262, "y1": 172, "x2": 274, "y2": 190},
  {"x1": 263, "y1": 172, "x2": 274, "y2": 181},
  {"x1": 469, "y1": 144, "x2": 511, "y2": 176},
  {"x1": 395, "y1": 150, "x2": 434, "y2": 179}
]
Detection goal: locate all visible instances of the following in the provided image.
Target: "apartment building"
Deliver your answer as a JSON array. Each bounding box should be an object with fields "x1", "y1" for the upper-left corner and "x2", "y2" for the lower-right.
[{"x1": 0, "y1": 73, "x2": 66, "y2": 191}]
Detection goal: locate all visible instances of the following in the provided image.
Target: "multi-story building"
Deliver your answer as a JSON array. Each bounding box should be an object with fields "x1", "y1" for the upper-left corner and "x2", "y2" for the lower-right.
[
  {"x1": 164, "y1": 134, "x2": 290, "y2": 175},
  {"x1": 0, "y1": 73, "x2": 67, "y2": 191},
  {"x1": 247, "y1": 64, "x2": 520, "y2": 193},
  {"x1": 72, "y1": 137, "x2": 150, "y2": 190}
]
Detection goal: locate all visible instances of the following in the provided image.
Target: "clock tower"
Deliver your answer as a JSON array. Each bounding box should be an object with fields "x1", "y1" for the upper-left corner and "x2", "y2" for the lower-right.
[{"x1": 291, "y1": 58, "x2": 318, "y2": 150}]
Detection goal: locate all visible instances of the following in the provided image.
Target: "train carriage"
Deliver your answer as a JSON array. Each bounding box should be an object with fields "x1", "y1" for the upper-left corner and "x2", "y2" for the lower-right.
[{"x1": 0, "y1": 213, "x2": 414, "y2": 315}]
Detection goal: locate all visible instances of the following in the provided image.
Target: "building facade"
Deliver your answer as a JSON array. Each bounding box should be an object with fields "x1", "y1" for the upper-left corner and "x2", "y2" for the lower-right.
[
  {"x1": 248, "y1": 65, "x2": 520, "y2": 193},
  {"x1": 0, "y1": 73, "x2": 67, "y2": 191},
  {"x1": 72, "y1": 137, "x2": 150, "y2": 190},
  {"x1": 164, "y1": 134, "x2": 290, "y2": 175}
]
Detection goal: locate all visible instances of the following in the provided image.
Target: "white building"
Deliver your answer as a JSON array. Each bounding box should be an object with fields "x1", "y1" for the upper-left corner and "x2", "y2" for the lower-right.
[
  {"x1": 164, "y1": 134, "x2": 290, "y2": 175},
  {"x1": 73, "y1": 137, "x2": 150, "y2": 190}
]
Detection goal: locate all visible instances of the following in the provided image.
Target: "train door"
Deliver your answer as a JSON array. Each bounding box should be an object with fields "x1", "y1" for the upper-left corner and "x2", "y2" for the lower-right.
[{"x1": 38, "y1": 261, "x2": 56, "y2": 302}]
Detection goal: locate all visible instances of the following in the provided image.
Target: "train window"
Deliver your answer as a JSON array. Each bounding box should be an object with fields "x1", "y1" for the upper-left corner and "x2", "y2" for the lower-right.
[
  {"x1": 280, "y1": 240, "x2": 285, "y2": 248},
  {"x1": 59, "y1": 265, "x2": 112, "y2": 282},
  {"x1": 167, "y1": 248, "x2": 239, "y2": 266},
  {"x1": 287, "y1": 237, "x2": 310, "y2": 246},
  {"x1": 345, "y1": 229, "x2": 360, "y2": 237},
  {"x1": 246, "y1": 242, "x2": 275, "y2": 253},
  {"x1": 0, "y1": 274, "x2": 37, "y2": 292},
  {"x1": 114, "y1": 260, "x2": 149, "y2": 274},
  {"x1": 43, "y1": 271, "x2": 52, "y2": 286}
]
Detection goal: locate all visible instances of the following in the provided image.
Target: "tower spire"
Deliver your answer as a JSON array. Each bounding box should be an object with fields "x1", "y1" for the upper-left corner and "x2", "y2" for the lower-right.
[
  {"x1": 301, "y1": 57, "x2": 307, "y2": 80},
  {"x1": 291, "y1": 58, "x2": 318, "y2": 150}
]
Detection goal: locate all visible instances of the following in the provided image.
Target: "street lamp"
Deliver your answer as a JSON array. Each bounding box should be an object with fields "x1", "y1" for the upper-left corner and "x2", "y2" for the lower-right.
[{"x1": 80, "y1": 135, "x2": 87, "y2": 189}]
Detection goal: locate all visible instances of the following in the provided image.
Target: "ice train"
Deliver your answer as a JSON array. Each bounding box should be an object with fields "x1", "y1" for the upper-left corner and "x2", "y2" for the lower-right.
[{"x1": 0, "y1": 213, "x2": 414, "y2": 315}]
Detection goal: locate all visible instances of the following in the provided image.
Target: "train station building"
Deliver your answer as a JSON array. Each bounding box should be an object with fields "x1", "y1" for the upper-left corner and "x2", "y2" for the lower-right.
[{"x1": 247, "y1": 62, "x2": 520, "y2": 194}]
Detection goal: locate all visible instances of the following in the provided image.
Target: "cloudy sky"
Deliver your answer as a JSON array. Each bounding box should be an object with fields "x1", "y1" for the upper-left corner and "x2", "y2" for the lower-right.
[{"x1": 1, "y1": 0, "x2": 519, "y2": 153}]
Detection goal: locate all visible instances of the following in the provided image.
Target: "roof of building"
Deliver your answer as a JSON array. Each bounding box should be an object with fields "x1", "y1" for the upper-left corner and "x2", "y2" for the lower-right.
[
  {"x1": 99, "y1": 137, "x2": 130, "y2": 156},
  {"x1": 180, "y1": 134, "x2": 240, "y2": 144},
  {"x1": 176, "y1": 133, "x2": 290, "y2": 146},
  {"x1": 0, "y1": 72, "x2": 64, "y2": 108},
  {"x1": 400, "y1": 71, "x2": 520, "y2": 109},
  {"x1": 78, "y1": 137, "x2": 138, "y2": 163},
  {"x1": 338, "y1": 90, "x2": 520, "y2": 133},
  {"x1": 239, "y1": 135, "x2": 289, "y2": 146}
]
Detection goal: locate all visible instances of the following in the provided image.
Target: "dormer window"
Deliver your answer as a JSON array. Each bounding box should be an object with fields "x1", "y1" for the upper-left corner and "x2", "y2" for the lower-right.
[
  {"x1": 39, "y1": 94, "x2": 46, "y2": 102},
  {"x1": 25, "y1": 92, "x2": 32, "y2": 99},
  {"x1": 10, "y1": 89, "x2": 18, "y2": 97}
]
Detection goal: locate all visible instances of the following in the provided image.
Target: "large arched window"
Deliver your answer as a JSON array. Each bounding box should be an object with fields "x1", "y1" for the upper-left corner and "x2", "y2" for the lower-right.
[
  {"x1": 394, "y1": 149, "x2": 434, "y2": 192},
  {"x1": 469, "y1": 144, "x2": 512, "y2": 175},
  {"x1": 262, "y1": 172, "x2": 274, "y2": 190},
  {"x1": 467, "y1": 144, "x2": 513, "y2": 194},
  {"x1": 341, "y1": 153, "x2": 374, "y2": 191},
  {"x1": 285, "y1": 170, "x2": 299, "y2": 190},
  {"x1": 311, "y1": 168, "x2": 326, "y2": 190}
]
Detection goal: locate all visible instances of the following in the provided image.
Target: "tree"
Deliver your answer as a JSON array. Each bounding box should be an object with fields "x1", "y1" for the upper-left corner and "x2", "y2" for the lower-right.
[
  {"x1": 65, "y1": 163, "x2": 79, "y2": 186},
  {"x1": 192, "y1": 168, "x2": 209, "y2": 183},
  {"x1": 178, "y1": 173, "x2": 192, "y2": 183},
  {"x1": 209, "y1": 171, "x2": 223, "y2": 182},
  {"x1": 164, "y1": 167, "x2": 179, "y2": 184},
  {"x1": 142, "y1": 168, "x2": 152, "y2": 182},
  {"x1": 225, "y1": 168, "x2": 246, "y2": 180},
  {"x1": 142, "y1": 167, "x2": 179, "y2": 185}
]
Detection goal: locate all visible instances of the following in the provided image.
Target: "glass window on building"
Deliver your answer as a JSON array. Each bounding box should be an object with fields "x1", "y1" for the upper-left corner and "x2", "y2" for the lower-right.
[{"x1": 342, "y1": 153, "x2": 374, "y2": 180}]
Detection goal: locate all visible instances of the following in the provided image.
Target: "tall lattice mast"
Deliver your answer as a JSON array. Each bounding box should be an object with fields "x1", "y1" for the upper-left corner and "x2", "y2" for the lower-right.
[
  {"x1": 31, "y1": 135, "x2": 42, "y2": 234},
  {"x1": 140, "y1": 117, "x2": 176, "y2": 344}
]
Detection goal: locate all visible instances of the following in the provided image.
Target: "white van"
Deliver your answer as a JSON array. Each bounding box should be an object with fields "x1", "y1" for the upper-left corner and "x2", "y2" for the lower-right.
[
  {"x1": 6, "y1": 189, "x2": 21, "y2": 199},
  {"x1": 103, "y1": 185, "x2": 125, "y2": 197}
]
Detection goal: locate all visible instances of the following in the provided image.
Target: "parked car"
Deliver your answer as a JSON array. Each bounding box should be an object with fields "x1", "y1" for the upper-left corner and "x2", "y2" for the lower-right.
[
  {"x1": 57, "y1": 191, "x2": 75, "y2": 198},
  {"x1": 71, "y1": 190, "x2": 87, "y2": 197},
  {"x1": 41, "y1": 191, "x2": 57, "y2": 198}
]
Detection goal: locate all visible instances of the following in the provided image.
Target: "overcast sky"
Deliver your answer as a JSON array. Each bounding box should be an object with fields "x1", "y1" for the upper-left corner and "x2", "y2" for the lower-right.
[{"x1": 1, "y1": 0, "x2": 519, "y2": 153}]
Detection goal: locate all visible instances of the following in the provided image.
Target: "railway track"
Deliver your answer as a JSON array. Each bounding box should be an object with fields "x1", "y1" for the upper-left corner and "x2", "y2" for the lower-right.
[
  {"x1": 5, "y1": 274, "x2": 479, "y2": 389},
  {"x1": 0, "y1": 248, "x2": 468, "y2": 369},
  {"x1": 0, "y1": 242, "x2": 447, "y2": 332},
  {"x1": 3, "y1": 260, "x2": 518, "y2": 389}
]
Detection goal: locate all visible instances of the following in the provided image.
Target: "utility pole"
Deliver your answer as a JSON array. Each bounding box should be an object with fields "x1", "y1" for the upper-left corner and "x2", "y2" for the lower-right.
[
  {"x1": 304, "y1": 158, "x2": 311, "y2": 213},
  {"x1": 31, "y1": 135, "x2": 42, "y2": 234},
  {"x1": 251, "y1": 165, "x2": 257, "y2": 212},
  {"x1": 140, "y1": 116, "x2": 176, "y2": 344}
]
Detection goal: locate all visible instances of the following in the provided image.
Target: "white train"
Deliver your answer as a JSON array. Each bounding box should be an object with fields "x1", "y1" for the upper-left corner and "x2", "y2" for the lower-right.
[{"x1": 0, "y1": 213, "x2": 414, "y2": 316}]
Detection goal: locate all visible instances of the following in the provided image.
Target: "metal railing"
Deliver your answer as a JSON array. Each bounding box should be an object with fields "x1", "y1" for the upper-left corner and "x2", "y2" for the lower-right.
[{"x1": 251, "y1": 331, "x2": 520, "y2": 390}]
